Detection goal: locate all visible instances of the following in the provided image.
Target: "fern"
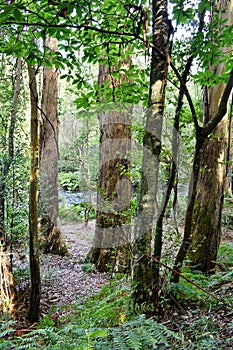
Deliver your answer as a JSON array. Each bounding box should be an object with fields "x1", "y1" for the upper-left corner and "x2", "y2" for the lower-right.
[
  {"x1": 0, "y1": 319, "x2": 16, "y2": 339},
  {"x1": 0, "y1": 319, "x2": 16, "y2": 349},
  {"x1": 103, "y1": 315, "x2": 182, "y2": 350}
]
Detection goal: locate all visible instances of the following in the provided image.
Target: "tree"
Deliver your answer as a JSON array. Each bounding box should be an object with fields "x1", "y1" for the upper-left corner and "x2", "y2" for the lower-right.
[
  {"x1": 171, "y1": 66, "x2": 233, "y2": 282},
  {"x1": 188, "y1": 0, "x2": 233, "y2": 273},
  {"x1": 86, "y1": 58, "x2": 132, "y2": 272},
  {"x1": 28, "y1": 64, "x2": 41, "y2": 322},
  {"x1": 40, "y1": 35, "x2": 67, "y2": 255},
  {"x1": 132, "y1": 0, "x2": 172, "y2": 313}
]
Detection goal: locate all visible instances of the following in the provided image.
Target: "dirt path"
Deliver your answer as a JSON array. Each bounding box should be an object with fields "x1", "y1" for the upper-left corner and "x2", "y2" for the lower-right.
[
  {"x1": 39, "y1": 220, "x2": 109, "y2": 315},
  {"x1": 13, "y1": 220, "x2": 110, "y2": 325}
]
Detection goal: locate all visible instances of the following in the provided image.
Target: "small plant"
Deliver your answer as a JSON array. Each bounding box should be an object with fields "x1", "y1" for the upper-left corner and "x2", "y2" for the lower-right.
[
  {"x1": 70, "y1": 202, "x2": 96, "y2": 221},
  {"x1": 81, "y1": 263, "x2": 94, "y2": 273},
  {"x1": 216, "y1": 242, "x2": 233, "y2": 269},
  {"x1": 59, "y1": 172, "x2": 80, "y2": 192}
]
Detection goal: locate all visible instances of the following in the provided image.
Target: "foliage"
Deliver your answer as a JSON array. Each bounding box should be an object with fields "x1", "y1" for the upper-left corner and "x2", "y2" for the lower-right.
[
  {"x1": 59, "y1": 200, "x2": 96, "y2": 222},
  {"x1": 71, "y1": 202, "x2": 96, "y2": 221},
  {"x1": 59, "y1": 203, "x2": 83, "y2": 222},
  {"x1": 216, "y1": 242, "x2": 233, "y2": 269},
  {"x1": 0, "y1": 316, "x2": 181, "y2": 350},
  {"x1": 179, "y1": 314, "x2": 232, "y2": 349},
  {"x1": 59, "y1": 171, "x2": 80, "y2": 192},
  {"x1": 2, "y1": 247, "x2": 233, "y2": 349},
  {"x1": 1, "y1": 279, "x2": 181, "y2": 349},
  {"x1": 170, "y1": 242, "x2": 233, "y2": 306},
  {"x1": 0, "y1": 0, "x2": 233, "y2": 343}
]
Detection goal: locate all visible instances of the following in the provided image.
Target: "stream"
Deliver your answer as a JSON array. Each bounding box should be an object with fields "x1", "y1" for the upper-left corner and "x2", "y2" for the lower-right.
[{"x1": 59, "y1": 190, "x2": 97, "y2": 207}]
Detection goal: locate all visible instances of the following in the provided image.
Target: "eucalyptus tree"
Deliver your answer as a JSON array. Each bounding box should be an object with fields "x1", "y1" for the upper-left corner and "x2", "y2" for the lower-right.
[
  {"x1": 86, "y1": 59, "x2": 132, "y2": 273},
  {"x1": 188, "y1": 0, "x2": 233, "y2": 273},
  {"x1": 40, "y1": 35, "x2": 67, "y2": 255},
  {"x1": 170, "y1": 0, "x2": 233, "y2": 282}
]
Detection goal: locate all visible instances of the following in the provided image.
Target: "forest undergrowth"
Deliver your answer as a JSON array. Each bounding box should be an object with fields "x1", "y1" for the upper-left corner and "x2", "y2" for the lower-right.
[{"x1": 1, "y1": 218, "x2": 233, "y2": 350}]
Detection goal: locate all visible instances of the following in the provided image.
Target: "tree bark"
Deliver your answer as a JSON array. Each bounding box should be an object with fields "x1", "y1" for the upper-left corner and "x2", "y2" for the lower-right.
[
  {"x1": 86, "y1": 61, "x2": 132, "y2": 273},
  {"x1": 132, "y1": 0, "x2": 171, "y2": 313},
  {"x1": 40, "y1": 36, "x2": 67, "y2": 255},
  {"x1": 188, "y1": 0, "x2": 233, "y2": 273},
  {"x1": 172, "y1": 68, "x2": 233, "y2": 283},
  {"x1": 28, "y1": 64, "x2": 41, "y2": 323}
]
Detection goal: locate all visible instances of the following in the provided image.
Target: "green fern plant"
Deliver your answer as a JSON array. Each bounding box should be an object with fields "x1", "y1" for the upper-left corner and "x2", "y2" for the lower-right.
[
  {"x1": 108, "y1": 315, "x2": 182, "y2": 350},
  {"x1": 0, "y1": 319, "x2": 16, "y2": 350}
]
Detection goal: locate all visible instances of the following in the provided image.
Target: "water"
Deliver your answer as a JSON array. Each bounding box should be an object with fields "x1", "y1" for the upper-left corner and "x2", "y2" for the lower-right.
[{"x1": 59, "y1": 190, "x2": 97, "y2": 206}]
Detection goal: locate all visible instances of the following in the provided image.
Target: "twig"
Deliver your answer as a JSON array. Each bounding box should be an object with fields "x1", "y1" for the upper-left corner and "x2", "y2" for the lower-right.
[{"x1": 136, "y1": 254, "x2": 221, "y2": 301}]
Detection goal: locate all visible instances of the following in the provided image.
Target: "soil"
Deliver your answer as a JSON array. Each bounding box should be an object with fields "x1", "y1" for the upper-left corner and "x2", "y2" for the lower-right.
[
  {"x1": 40, "y1": 220, "x2": 110, "y2": 314},
  {"x1": 14, "y1": 220, "x2": 110, "y2": 323}
]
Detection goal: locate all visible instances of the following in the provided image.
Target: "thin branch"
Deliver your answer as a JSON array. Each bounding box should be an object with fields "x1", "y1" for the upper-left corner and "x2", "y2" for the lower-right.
[
  {"x1": 136, "y1": 254, "x2": 221, "y2": 301},
  {"x1": 1, "y1": 20, "x2": 137, "y2": 38},
  {"x1": 170, "y1": 61, "x2": 200, "y2": 131}
]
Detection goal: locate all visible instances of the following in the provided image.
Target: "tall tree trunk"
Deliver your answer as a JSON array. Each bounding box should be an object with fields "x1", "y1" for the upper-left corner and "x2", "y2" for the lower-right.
[
  {"x1": 86, "y1": 61, "x2": 132, "y2": 273},
  {"x1": 28, "y1": 64, "x2": 41, "y2": 323},
  {"x1": 0, "y1": 56, "x2": 21, "y2": 314},
  {"x1": 132, "y1": 0, "x2": 171, "y2": 313},
  {"x1": 188, "y1": 0, "x2": 233, "y2": 273},
  {"x1": 40, "y1": 36, "x2": 67, "y2": 255}
]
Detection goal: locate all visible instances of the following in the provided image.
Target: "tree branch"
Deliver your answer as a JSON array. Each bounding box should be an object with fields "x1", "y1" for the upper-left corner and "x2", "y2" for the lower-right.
[
  {"x1": 1, "y1": 20, "x2": 138, "y2": 38},
  {"x1": 204, "y1": 68, "x2": 233, "y2": 136},
  {"x1": 170, "y1": 61, "x2": 200, "y2": 131},
  {"x1": 136, "y1": 254, "x2": 221, "y2": 301}
]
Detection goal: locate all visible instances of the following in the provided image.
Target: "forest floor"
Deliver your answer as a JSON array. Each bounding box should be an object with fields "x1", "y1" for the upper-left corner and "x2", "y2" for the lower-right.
[
  {"x1": 39, "y1": 220, "x2": 110, "y2": 316},
  {"x1": 13, "y1": 219, "x2": 233, "y2": 347},
  {"x1": 14, "y1": 220, "x2": 110, "y2": 324}
]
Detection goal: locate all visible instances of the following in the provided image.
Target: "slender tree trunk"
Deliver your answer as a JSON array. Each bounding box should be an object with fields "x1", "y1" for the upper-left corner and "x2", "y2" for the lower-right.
[
  {"x1": 171, "y1": 135, "x2": 205, "y2": 282},
  {"x1": 28, "y1": 64, "x2": 41, "y2": 323},
  {"x1": 153, "y1": 10, "x2": 206, "y2": 263},
  {"x1": 188, "y1": 0, "x2": 233, "y2": 273},
  {"x1": 86, "y1": 61, "x2": 132, "y2": 273},
  {"x1": 40, "y1": 36, "x2": 67, "y2": 255},
  {"x1": 132, "y1": 0, "x2": 171, "y2": 313},
  {"x1": 225, "y1": 95, "x2": 233, "y2": 195},
  {"x1": 0, "y1": 34, "x2": 6, "y2": 240}
]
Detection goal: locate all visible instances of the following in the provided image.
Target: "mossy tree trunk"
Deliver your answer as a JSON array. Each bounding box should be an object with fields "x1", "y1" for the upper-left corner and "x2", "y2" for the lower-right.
[
  {"x1": 40, "y1": 36, "x2": 67, "y2": 255},
  {"x1": 28, "y1": 64, "x2": 41, "y2": 323},
  {"x1": 86, "y1": 62, "x2": 132, "y2": 273},
  {"x1": 132, "y1": 0, "x2": 171, "y2": 314},
  {"x1": 188, "y1": 0, "x2": 233, "y2": 273},
  {"x1": 171, "y1": 67, "x2": 233, "y2": 282}
]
